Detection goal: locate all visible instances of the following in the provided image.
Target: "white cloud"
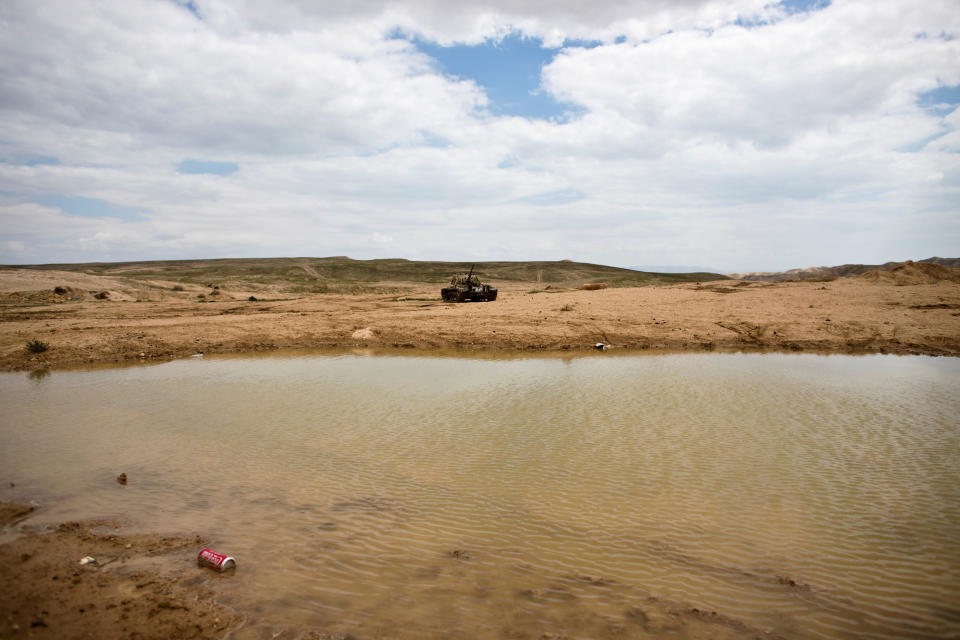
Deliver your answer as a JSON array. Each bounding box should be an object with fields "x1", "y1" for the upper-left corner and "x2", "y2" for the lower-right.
[
  {"x1": 212, "y1": 0, "x2": 774, "y2": 44},
  {"x1": 0, "y1": 0, "x2": 958, "y2": 271},
  {"x1": 0, "y1": 1, "x2": 485, "y2": 161},
  {"x1": 543, "y1": 3, "x2": 959, "y2": 148}
]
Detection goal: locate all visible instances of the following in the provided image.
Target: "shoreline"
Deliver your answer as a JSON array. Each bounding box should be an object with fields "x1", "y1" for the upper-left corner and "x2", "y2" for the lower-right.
[
  {"x1": 9, "y1": 339, "x2": 959, "y2": 375},
  {"x1": 1, "y1": 501, "x2": 790, "y2": 640},
  {"x1": 0, "y1": 503, "x2": 242, "y2": 640}
]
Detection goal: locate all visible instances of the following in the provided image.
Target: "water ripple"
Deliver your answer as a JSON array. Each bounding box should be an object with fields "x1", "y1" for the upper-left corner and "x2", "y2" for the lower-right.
[{"x1": 1, "y1": 353, "x2": 958, "y2": 639}]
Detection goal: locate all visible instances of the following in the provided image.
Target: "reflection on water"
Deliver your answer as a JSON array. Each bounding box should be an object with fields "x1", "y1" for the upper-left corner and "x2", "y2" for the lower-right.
[
  {"x1": 2, "y1": 352, "x2": 959, "y2": 639},
  {"x1": 27, "y1": 368, "x2": 50, "y2": 381}
]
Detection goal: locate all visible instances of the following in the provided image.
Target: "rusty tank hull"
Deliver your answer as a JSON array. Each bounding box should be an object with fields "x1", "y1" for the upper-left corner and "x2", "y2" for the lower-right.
[{"x1": 441, "y1": 266, "x2": 498, "y2": 302}]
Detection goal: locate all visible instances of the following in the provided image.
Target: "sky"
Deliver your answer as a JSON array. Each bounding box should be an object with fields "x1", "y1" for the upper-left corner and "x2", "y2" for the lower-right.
[{"x1": 0, "y1": 0, "x2": 958, "y2": 273}]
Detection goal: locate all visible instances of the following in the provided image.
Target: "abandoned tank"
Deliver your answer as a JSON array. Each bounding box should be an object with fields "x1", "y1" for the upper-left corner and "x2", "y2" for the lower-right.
[{"x1": 441, "y1": 266, "x2": 497, "y2": 302}]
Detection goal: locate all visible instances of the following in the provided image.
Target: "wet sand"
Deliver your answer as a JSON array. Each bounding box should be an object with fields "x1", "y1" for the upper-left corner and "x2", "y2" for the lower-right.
[
  {"x1": 0, "y1": 503, "x2": 241, "y2": 640},
  {"x1": 2, "y1": 263, "x2": 959, "y2": 371},
  {"x1": 2, "y1": 502, "x2": 791, "y2": 640}
]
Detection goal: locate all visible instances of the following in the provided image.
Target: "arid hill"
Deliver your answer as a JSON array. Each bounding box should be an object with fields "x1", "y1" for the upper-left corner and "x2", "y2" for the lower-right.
[
  {"x1": 858, "y1": 260, "x2": 960, "y2": 285},
  {"x1": 1, "y1": 257, "x2": 725, "y2": 295},
  {"x1": 729, "y1": 257, "x2": 959, "y2": 282}
]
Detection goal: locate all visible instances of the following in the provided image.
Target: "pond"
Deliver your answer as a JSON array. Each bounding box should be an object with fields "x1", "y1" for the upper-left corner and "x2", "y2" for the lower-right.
[{"x1": 2, "y1": 351, "x2": 959, "y2": 639}]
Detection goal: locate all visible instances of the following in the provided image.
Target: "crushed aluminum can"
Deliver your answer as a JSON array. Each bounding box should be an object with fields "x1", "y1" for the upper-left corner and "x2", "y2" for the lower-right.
[{"x1": 198, "y1": 548, "x2": 236, "y2": 572}]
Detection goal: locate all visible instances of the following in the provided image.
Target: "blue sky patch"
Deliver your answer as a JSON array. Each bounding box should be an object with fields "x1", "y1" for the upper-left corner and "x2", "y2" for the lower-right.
[
  {"x1": 779, "y1": 0, "x2": 831, "y2": 14},
  {"x1": 177, "y1": 158, "x2": 239, "y2": 175},
  {"x1": 562, "y1": 38, "x2": 603, "y2": 50},
  {"x1": 737, "y1": 0, "x2": 829, "y2": 28},
  {"x1": 918, "y1": 84, "x2": 960, "y2": 117},
  {"x1": 409, "y1": 33, "x2": 578, "y2": 120},
  {"x1": 918, "y1": 85, "x2": 960, "y2": 105},
  {"x1": 417, "y1": 131, "x2": 450, "y2": 148},
  {"x1": 174, "y1": 0, "x2": 201, "y2": 20},
  {"x1": 33, "y1": 194, "x2": 144, "y2": 220}
]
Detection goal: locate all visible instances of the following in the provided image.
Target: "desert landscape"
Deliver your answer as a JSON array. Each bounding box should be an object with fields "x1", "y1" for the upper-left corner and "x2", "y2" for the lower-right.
[
  {"x1": 1, "y1": 257, "x2": 959, "y2": 372},
  {"x1": 6, "y1": 1, "x2": 958, "y2": 637}
]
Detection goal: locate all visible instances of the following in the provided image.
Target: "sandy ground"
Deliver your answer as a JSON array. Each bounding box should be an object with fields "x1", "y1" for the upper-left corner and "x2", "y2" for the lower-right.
[{"x1": 2, "y1": 263, "x2": 959, "y2": 371}]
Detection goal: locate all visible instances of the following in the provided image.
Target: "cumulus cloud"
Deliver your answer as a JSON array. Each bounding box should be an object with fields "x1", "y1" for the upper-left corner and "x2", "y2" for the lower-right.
[
  {"x1": 0, "y1": 1, "x2": 485, "y2": 160},
  {"x1": 543, "y1": 2, "x2": 959, "y2": 148},
  {"x1": 0, "y1": 0, "x2": 958, "y2": 271}
]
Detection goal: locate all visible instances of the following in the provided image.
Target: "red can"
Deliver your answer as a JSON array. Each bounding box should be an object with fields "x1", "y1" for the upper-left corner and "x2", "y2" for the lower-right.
[{"x1": 198, "y1": 548, "x2": 236, "y2": 572}]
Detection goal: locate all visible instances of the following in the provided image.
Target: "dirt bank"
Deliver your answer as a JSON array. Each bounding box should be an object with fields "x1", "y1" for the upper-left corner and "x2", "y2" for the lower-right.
[{"x1": 2, "y1": 267, "x2": 959, "y2": 370}]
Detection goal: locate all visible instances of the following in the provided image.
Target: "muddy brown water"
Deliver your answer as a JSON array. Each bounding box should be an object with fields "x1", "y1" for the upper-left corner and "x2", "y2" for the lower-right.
[{"x1": 2, "y1": 351, "x2": 959, "y2": 639}]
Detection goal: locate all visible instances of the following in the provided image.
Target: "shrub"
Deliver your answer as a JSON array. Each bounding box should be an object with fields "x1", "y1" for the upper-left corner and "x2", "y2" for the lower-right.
[
  {"x1": 171, "y1": 284, "x2": 185, "y2": 291},
  {"x1": 248, "y1": 296, "x2": 258, "y2": 301},
  {"x1": 54, "y1": 286, "x2": 67, "y2": 295},
  {"x1": 25, "y1": 339, "x2": 49, "y2": 353},
  {"x1": 94, "y1": 291, "x2": 110, "y2": 300}
]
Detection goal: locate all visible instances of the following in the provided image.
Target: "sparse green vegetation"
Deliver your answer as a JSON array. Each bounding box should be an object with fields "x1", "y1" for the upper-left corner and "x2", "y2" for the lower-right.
[
  {"x1": 25, "y1": 339, "x2": 49, "y2": 353},
  {"x1": 5, "y1": 257, "x2": 727, "y2": 293}
]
